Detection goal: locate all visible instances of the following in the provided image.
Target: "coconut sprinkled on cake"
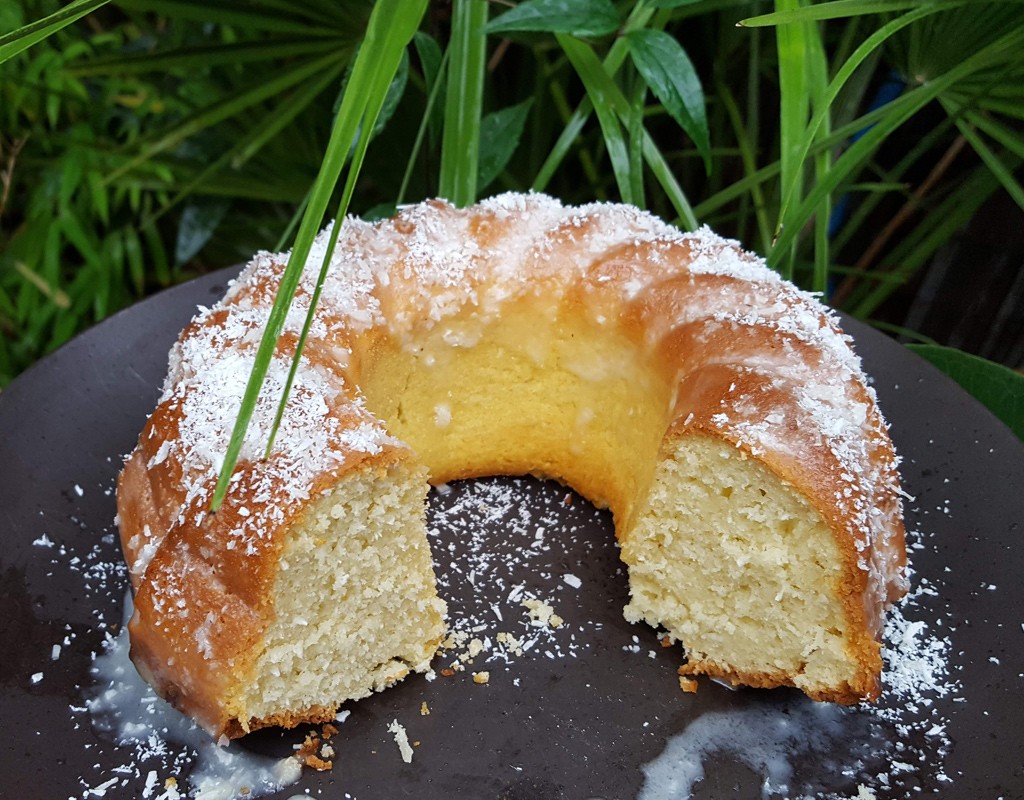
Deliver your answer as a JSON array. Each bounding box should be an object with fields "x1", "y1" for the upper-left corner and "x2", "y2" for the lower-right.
[
  {"x1": 140, "y1": 193, "x2": 902, "y2": 622},
  {"x1": 105, "y1": 193, "x2": 911, "y2": 792}
]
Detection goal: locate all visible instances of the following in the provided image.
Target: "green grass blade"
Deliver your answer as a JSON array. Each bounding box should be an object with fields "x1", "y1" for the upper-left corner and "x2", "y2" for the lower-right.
[
  {"x1": 740, "y1": 0, "x2": 969, "y2": 26},
  {"x1": 805, "y1": 3, "x2": 831, "y2": 294},
  {"x1": 210, "y1": 0, "x2": 428, "y2": 511},
  {"x1": 773, "y1": 0, "x2": 809, "y2": 278},
  {"x1": 627, "y1": 80, "x2": 646, "y2": 208},
  {"x1": 0, "y1": 0, "x2": 110, "y2": 64},
  {"x1": 557, "y1": 33, "x2": 635, "y2": 204},
  {"x1": 960, "y1": 106, "x2": 1024, "y2": 160},
  {"x1": 961, "y1": 93, "x2": 1024, "y2": 121},
  {"x1": 717, "y1": 78, "x2": 772, "y2": 251},
  {"x1": 67, "y1": 38, "x2": 339, "y2": 75},
  {"x1": 398, "y1": 45, "x2": 451, "y2": 205},
  {"x1": 640, "y1": 130, "x2": 699, "y2": 229},
  {"x1": 106, "y1": 50, "x2": 345, "y2": 185},
  {"x1": 413, "y1": 31, "x2": 446, "y2": 145},
  {"x1": 439, "y1": 0, "x2": 487, "y2": 206},
  {"x1": 533, "y1": 104, "x2": 592, "y2": 193}
]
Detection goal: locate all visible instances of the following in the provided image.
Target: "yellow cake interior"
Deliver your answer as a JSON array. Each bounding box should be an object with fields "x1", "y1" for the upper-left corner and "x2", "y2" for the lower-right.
[
  {"x1": 350, "y1": 299, "x2": 864, "y2": 699},
  {"x1": 231, "y1": 462, "x2": 446, "y2": 733}
]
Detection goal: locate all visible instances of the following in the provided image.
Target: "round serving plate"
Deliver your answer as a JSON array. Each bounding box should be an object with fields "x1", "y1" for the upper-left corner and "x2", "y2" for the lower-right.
[{"x1": 1, "y1": 266, "x2": 1021, "y2": 799}]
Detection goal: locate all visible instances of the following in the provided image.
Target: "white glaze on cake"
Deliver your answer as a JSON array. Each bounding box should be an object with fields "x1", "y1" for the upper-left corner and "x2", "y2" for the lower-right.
[{"x1": 117, "y1": 192, "x2": 907, "y2": 737}]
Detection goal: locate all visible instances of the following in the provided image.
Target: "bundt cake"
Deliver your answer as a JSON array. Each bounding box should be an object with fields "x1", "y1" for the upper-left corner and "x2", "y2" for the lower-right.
[{"x1": 116, "y1": 192, "x2": 907, "y2": 739}]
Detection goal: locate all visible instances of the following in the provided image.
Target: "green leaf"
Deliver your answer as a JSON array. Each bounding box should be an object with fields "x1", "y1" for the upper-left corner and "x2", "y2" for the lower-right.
[
  {"x1": 174, "y1": 199, "x2": 230, "y2": 265},
  {"x1": 0, "y1": 0, "x2": 110, "y2": 65},
  {"x1": 477, "y1": 98, "x2": 534, "y2": 192},
  {"x1": 487, "y1": 0, "x2": 621, "y2": 37},
  {"x1": 626, "y1": 29, "x2": 710, "y2": 173},
  {"x1": 907, "y1": 344, "x2": 1024, "y2": 442},
  {"x1": 773, "y1": 0, "x2": 811, "y2": 279}
]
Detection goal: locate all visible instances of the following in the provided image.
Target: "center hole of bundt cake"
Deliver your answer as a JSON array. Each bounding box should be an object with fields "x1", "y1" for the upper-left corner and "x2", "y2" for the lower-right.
[
  {"x1": 356, "y1": 300, "x2": 675, "y2": 530},
  {"x1": 350, "y1": 302, "x2": 867, "y2": 701}
]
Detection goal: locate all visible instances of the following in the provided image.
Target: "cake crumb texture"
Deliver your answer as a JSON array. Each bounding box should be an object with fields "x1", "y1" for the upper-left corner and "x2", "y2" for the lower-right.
[{"x1": 116, "y1": 192, "x2": 906, "y2": 739}]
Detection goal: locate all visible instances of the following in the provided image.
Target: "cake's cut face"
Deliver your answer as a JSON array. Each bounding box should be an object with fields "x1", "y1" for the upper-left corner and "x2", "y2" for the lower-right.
[
  {"x1": 125, "y1": 453, "x2": 446, "y2": 738},
  {"x1": 623, "y1": 435, "x2": 875, "y2": 702},
  {"x1": 229, "y1": 463, "x2": 444, "y2": 735},
  {"x1": 116, "y1": 192, "x2": 906, "y2": 740}
]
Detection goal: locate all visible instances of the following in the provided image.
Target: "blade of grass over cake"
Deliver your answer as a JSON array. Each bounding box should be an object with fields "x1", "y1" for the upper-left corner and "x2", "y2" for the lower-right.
[
  {"x1": 209, "y1": 0, "x2": 429, "y2": 512},
  {"x1": 266, "y1": 17, "x2": 425, "y2": 459}
]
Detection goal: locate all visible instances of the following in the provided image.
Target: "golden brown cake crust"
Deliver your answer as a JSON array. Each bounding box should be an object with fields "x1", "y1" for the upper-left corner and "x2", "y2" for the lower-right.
[{"x1": 117, "y1": 192, "x2": 906, "y2": 737}]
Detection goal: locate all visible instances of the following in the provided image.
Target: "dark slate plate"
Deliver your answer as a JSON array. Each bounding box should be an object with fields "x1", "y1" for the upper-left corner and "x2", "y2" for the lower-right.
[{"x1": 1, "y1": 266, "x2": 1022, "y2": 799}]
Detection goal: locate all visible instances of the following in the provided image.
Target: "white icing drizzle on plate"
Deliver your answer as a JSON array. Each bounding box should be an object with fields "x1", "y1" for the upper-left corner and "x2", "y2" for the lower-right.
[
  {"x1": 86, "y1": 597, "x2": 301, "y2": 800},
  {"x1": 638, "y1": 569, "x2": 957, "y2": 799},
  {"x1": 639, "y1": 700, "x2": 856, "y2": 799}
]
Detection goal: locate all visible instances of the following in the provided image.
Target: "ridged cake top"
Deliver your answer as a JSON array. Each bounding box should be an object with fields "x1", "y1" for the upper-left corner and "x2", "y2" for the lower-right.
[{"x1": 128, "y1": 191, "x2": 905, "y2": 627}]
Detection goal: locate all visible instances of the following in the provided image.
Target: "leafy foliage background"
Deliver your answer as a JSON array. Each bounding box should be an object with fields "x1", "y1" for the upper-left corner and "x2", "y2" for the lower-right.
[{"x1": 1, "y1": 0, "x2": 1022, "y2": 434}]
